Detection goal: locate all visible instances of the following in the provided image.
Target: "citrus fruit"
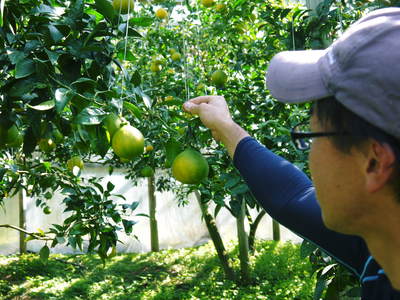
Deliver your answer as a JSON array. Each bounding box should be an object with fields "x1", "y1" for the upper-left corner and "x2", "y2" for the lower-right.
[
  {"x1": 5, "y1": 125, "x2": 23, "y2": 148},
  {"x1": 140, "y1": 166, "x2": 155, "y2": 177},
  {"x1": 38, "y1": 138, "x2": 56, "y2": 153},
  {"x1": 67, "y1": 156, "x2": 84, "y2": 172},
  {"x1": 112, "y1": 125, "x2": 144, "y2": 160},
  {"x1": 155, "y1": 8, "x2": 168, "y2": 19},
  {"x1": 171, "y1": 52, "x2": 181, "y2": 61},
  {"x1": 172, "y1": 149, "x2": 209, "y2": 184},
  {"x1": 43, "y1": 207, "x2": 52, "y2": 215},
  {"x1": 113, "y1": 0, "x2": 134, "y2": 14},
  {"x1": 202, "y1": 0, "x2": 214, "y2": 7},
  {"x1": 150, "y1": 63, "x2": 161, "y2": 72},
  {"x1": 215, "y1": 3, "x2": 226, "y2": 11},
  {"x1": 168, "y1": 48, "x2": 177, "y2": 55},
  {"x1": 145, "y1": 145, "x2": 154, "y2": 152},
  {"x1": 211, "y1": 70, "x2": 227, "y2": 87},
  {"x1": 103, "y1": 113, "x2": 124, "y2": 140},
  {"x1": 165, "y1": 96, "x2": 174, "y2": 101}
]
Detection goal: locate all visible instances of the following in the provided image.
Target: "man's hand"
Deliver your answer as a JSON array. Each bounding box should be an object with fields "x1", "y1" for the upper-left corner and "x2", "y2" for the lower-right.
[{"x1": 183, "y1": 95, "x2": 249, "y2": 158}]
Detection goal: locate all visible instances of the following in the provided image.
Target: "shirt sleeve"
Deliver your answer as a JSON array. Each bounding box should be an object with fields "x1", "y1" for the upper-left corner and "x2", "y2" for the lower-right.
[{"x1": 233, "y1": 136, "x2": 369, "y2": 277}]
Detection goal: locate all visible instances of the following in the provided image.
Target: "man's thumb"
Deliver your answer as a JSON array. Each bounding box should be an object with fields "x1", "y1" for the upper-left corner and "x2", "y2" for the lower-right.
[{"x1": 183, "y1": 102, "x2": 200, "y2": 114}]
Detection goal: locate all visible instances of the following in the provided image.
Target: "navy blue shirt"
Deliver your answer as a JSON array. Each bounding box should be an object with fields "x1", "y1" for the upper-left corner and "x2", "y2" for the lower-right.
[{"x1": 233, "y1": 137, "x2": 400, "y2": 299}]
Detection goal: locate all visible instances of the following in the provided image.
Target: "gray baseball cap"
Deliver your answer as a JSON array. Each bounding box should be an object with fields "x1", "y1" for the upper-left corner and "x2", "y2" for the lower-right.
[{"x1": 266, "y1": 7, "x2": 400, "y2": 139}]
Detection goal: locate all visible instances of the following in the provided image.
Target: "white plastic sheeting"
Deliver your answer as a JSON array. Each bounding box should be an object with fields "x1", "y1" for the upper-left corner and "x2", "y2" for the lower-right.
[{"x1": 0, "y1": 165, "x2": 301, "y2": 255}]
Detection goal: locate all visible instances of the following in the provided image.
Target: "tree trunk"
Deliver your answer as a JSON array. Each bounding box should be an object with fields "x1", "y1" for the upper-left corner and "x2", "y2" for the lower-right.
[
  {"x1": 236, "y1": 196, "x2": 251, "y2": 284},
  {"x1": 148, "y1": 176, "x2": 159, "y2": 252},
  {"x1": 248, "y1": 210, "x2": 266, "y2": 253},
  {"x1": 273, "y1": 219, "x2": 280, "y2": 241},
  {"x1": 19, "y1": 189, "x2": 26, "y2": 254},
  {"x1": 194, "y1": 191, "x2": 235, "y2": 281}
]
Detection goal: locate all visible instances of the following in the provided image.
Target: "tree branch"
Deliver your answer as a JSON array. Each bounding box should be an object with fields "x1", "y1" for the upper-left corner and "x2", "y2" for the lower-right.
[{"x1": 0, "y1": 224, "x2": 53, "y2": 241}]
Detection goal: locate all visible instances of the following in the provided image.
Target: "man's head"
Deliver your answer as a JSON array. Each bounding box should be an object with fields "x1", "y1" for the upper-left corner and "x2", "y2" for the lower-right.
[{"x1": 265, "y1": 7, "x2": 400, "y2": 233}]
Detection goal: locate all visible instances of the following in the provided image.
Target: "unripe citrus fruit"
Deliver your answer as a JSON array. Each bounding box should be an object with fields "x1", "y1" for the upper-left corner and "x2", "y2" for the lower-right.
[
  {"x1": 38, "y1": 138, "x2": 56, "y2": 153},
  {"x1": 211, "y1": 70, "x2": 227, "y2": 87},
  {"x1": 112, "y1": 125, "x2": 144, "y2": 160},
  {"x1": 113, "y1": 0, "x2": 134, "y2": 14},
  {"x1": 165, "y1": 96, "x2": 174, "y2": 101},
  {"x1": 155, "y1": 8, "x2": 168, "y2": 19},
  {"x1": 67, "y1": 156, "x2": 84, "y2": 172},
  {"x1": 150, "y1": 63, "x2": 161, "y2": 72},
  {"x1": 168, "y1": 48, "x2": 177, "y2": 55},
  {"x1": 103, "y1": 113, "x2": 124, "y2": 140},
  {"x1": 43, "y1": 207, "x2": 52, "y2": 215},
  {"x1": 172, "y1": 149, "x2": 209, "y2": 184},
  {"x1": 5, "y1": 125, "x2": 23, "y2": 148},
  {"x1": 140, "y1": 166, "x2": 155, "y2": 177},
  {"x1": 171, "y1": 52, "x2": 181, "y2": 61},
  {"x1": 202, "y1": 0, "x2": 214, "y2": 7},
  {"x1": 146, "y1": 145, "x2": 154, "y2": 152}
]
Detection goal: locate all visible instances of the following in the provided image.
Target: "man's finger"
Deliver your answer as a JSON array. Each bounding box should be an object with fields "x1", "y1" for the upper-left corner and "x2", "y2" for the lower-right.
[
  {"x1": 187, "y1": 96, "x2": 213, "y2": 105},
  {"x1": 183, "y1": 102, "x2": 201, "y2": 114}
]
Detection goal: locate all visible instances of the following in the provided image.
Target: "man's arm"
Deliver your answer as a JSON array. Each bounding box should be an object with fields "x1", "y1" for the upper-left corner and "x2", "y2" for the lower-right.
[{"x1": 184, "y1": 95, "x2": 369, "y2": 277}]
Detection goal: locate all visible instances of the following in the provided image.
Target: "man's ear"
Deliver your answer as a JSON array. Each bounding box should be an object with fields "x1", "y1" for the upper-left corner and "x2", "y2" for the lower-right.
[{"x1": 365, "y1": 141, "x2": 396, "y2": 193}]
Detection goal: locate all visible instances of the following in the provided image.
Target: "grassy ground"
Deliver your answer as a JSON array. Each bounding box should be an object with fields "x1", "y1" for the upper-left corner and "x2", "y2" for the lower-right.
[{"x1": 0, "y1": 240, "x2": 316, "y2": 300}]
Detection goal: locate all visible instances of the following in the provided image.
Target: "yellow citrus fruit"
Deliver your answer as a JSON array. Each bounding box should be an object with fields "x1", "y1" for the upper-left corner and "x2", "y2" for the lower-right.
[
  {"x1": 171, "y1": 52, "x2": 181, "y2": 61},
  {"x1": 215, "y1": 3, "x2": 226, "y2": 11},
  {"x1": 103, "y1": 113, "x2": 124, "y2": 140},
  {"x1": 168, "y1": 48, "x2": 177, "y2": 55},
  {"x1": 165, "y1": 96, "x2": 174, "y2": 101},
  {"x1": 112, "y1": 125, "x2": 144, "y2": 160},
  {"x1": 146, "y1": 145, "x2": 154, "y2": 152},
  {"x1": 172, "y1": 149, "x2": 209, "y2": 184},
  {"x1": 150, "y1": 63, "x2": 161, "y2": 72},
  {"x1": 155, "y1": 8, "x2": 168, "y2": 19},
  {"x1": 113, "y1": 0, "x2": 134, "y2": 14},
  {"x1": 38, "y1": 138, "x2": 56, "y2": 153},
  {"x1": 202, "y1": 0, "x2": 214, "y2": 7},
  {"x1": 140, "y1": 166, "x2": 155, "y2": 177},
  {"x1": 211, "y1": 70, "x2": 227, "y2": 87},
  {"x1": 67, "y1": 156, "x2": 84, "y2": 172}
]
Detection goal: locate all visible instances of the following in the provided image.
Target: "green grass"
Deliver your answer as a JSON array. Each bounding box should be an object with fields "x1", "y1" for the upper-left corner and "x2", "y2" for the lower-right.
[{"x1": 0, "y1": 240, "x2": 316, "y2": 300}]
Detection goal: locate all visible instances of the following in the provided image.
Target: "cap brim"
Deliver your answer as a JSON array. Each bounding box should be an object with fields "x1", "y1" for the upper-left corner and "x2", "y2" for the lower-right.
[{"x1": 266, "y1": 50, "x2": 332, "y2": 103}]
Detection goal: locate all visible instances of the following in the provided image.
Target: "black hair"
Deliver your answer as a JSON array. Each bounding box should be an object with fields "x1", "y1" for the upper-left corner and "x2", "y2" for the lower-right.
[{"x1": 314, "y1": 96, "x2": 400, "y2": 201}]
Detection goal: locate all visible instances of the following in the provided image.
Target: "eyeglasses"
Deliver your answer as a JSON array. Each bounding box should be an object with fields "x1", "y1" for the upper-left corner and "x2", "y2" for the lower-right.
[{"x1": 291, "y1": 121, "x2": 349, "y2": 150}]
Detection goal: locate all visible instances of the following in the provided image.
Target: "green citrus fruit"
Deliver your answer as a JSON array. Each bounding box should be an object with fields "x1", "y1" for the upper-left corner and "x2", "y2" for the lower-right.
[
  {"x1": 171, "y1": 52, "x2": 181, "y2": 61},
  {"x1": 5, "y1": 125, "x2": 23, "y2": 148},
  {"x1": 104, "y1": 113, "x2": 124, "y2": 140},
  {"x1": 168, "y1": 48, "x2": 177, "y2": 55},
  {"x1": 113, "y1": 0, "x2": 134, "y2": 14},
  {"x1": 211, "y1": 70, "x2": 227, "y2": 87},
  {"x1": 172, "y1": 149, "x2": 209, "y2": 184},
  {"x1": 43, "y1": 207, "x2": 52, "y2": 215},
  {"x1": 67, "y1": 156, "x2": 84, "y2": 172},
  {"x1": 215, "y1": 3, "x2": 226, "y2": 11},
  {"x1": 155, "y1": 8, "x2": 168, "y2": 19},
  {"x1": 202, "y1": 0, "x2": 214, "y2": 7},
  {"x1": 146, "y1": 145, "x2": 154, "y2": 152},
  {"x1": 112, "y1": 125, "x2": 144, "y2": 160},
  {"x1": 150, "y1": 63, "x2": 161, "y2": 72},
  {"x1": 140, "y1": 166, "x2": 155, "y2": 177},
  {"x1": 38, "y1": 138, "x2": 56, "y2": 153}
]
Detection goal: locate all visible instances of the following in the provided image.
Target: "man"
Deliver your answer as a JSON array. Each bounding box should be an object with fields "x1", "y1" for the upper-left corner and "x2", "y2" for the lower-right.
[{"x1": 183, "y1": 7, "x2": 400, "y2": 299}]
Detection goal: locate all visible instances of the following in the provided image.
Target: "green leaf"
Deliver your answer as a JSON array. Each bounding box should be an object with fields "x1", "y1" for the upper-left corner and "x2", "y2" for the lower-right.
[
  {"x1": 95, "y1": 0, "x2": 115, "y2": 22},
  {"x1": 122, "y1": 219, "x2": 136, "y2": 234},
  {"x1": 123, "y1": 101, "x2": 142, "y2": 119},
  {"x1": 231, "y1": 183, "x2": 248, "y2": 195},
  {"x1": 0, "y1": 0, "x2": 5, "y2": 27},
  {"x1": 165, "y1": 139, "x2": 182, "y2": 168},
  {"x1": 55, "y1": 88, "x2": 72, "y2": 113},
  {"x1": 8, "y1": 50, "x2": 28, "y2": 65},
  {"x1": 27, "y1": 100, "x2": 55, "y2": 111},
  {"x1": 48, "y1": 25, "x2": 64, "y2": 42},
  {"x1": 76, "y1": 107, "x2": 106, "y2": 125},
  {"x1": 107, "y1": 181, "x2": 115, "y2": 192},
  {"x1": 118, "y1": 24, "x2": 143, "y2": 38},
  {"x1": 39, "y1": 245, "x2": 50, "y2": 264},
  {"x1": 130, "y1": 201, "x2": 139, "y2": 211},
  {"x1": 130, "y1": 70, "x2": 141, "y2": 86},
  {"x1": 15, "y1": 59, "x2": 35, "y2": 79},
  {"x1": 45, "y1": 49, "x2": 60, "y2": 65},
  {"x1": 129, "y1": 17, "x2": 153, "y2": 27}
]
